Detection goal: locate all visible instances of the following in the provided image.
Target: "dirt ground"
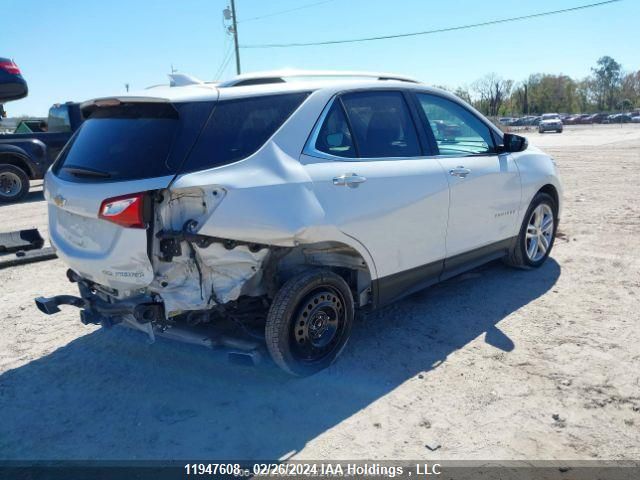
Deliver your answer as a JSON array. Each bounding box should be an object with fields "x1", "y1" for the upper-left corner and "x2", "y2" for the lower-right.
[{"x1": 0, "y1": 124, "x2": 638, "y2": 460}]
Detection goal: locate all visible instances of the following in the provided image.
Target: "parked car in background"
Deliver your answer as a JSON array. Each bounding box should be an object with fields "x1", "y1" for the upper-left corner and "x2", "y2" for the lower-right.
[
  {"x1": 576, "y1": 114, "x2": 593, "y2": 125},
  {"x1": 0, "y1": 58, "x2": 27, "y2": 104},
  {"x1": 538, "y1": 113, "x2": 563, "y2": 133},
  {"x1": 498, "y1": 117, "x2": 516, "y2": 126},
  {"x1": 430, "y1": 119, "x2": 463, "y2": 139},
  {"x1": 563, "y1": 115, "x2": 578, "y2": 125},
  {"x1": 607, "y1": 113, "x2": 632, "y2": 123},
  {"x1": 34, "y1": 70, "x2": 562, "y2": 376},
  {"x1": 631, "y1": 115, "x2": 640, "y2": 123},
  {"x1": 585, "y1": 113, "x2": 609, "y2": 124},
  {"x1": 0, "y1": 102, "x2": 83, "y2": 202}
]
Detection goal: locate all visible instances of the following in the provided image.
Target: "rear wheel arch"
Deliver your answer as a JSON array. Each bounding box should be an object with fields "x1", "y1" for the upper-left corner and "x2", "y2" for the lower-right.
[{"x1": 270, "y1": 240, "x2": 374, "y2": 308}]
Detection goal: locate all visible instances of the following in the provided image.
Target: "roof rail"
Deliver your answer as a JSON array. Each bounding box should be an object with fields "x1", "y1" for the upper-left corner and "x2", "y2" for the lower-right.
[{"x1": 218, "y1": 69, "x2": 420, "y2": 87}]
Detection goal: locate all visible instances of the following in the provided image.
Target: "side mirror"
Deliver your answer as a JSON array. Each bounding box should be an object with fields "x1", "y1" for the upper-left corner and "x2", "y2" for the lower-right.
[{"x1": 500, "y1": 133, "x2": 528, "y2": 153}]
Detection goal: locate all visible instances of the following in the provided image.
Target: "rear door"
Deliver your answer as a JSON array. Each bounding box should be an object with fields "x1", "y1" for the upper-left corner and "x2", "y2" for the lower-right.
[
  {"x1": 302, "y1": 90, "x2": 450, "y2": 305},
  {"x1": 45, "y1": 99, "x2": 215, "y2": 290},
  {"x1": 412, "y1": 92, "x2": 521, "y2": 273}
]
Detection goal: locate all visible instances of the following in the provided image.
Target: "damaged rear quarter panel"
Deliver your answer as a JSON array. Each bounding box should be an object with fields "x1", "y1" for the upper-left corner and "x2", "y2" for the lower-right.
[{"x1": 150, "y1": 90, "x2": 378, "y2": 313}]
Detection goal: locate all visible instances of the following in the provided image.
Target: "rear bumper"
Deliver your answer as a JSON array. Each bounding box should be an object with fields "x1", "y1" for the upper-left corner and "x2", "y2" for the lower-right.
[
  {"x1": 34, "y1": 271, "x2": 264, "y2": 364},
  {"x1": 35, "y1": 293, "x2": 163, "y2": 327},
  {"x1": 539, "y1": 123, "x2": 563, "y2": 131}
]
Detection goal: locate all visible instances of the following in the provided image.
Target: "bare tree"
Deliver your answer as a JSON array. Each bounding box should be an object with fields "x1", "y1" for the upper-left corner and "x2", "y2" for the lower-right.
[{"x1": 471, "y1": 73, "x2": 513, "y2": 116}]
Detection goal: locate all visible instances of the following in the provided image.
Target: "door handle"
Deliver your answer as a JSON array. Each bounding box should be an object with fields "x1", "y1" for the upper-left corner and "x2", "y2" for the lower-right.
[
  {"x1": 333, "y1": 173, "x2": 367, "y2": 188},
  {"x1": 449, "y1": 166, "x2": 471, "y2": 178}
]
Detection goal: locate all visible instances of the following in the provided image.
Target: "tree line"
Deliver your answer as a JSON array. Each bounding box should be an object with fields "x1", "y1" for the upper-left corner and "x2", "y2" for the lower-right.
[{"x1": 445, "y1": 56, "x2": 639, "y2": 117}]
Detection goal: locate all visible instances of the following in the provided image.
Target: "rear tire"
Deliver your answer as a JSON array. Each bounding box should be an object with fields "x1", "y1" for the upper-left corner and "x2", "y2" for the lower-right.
[
  {"x1": 265, "y1": 269, "x2": 354, "y2": 376},
  {"x1": 0, "y1": 164, "x2": 30, "y2": 203},
  {"x1": 505, "y1": 192, "x2": 557, "y2": 269}
]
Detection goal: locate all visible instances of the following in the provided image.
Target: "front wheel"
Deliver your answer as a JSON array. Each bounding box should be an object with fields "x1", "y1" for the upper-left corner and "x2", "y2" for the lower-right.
[
  {"x1": 505, "y1": 192, "x2": 557, "y2": 268},
  {"x1": 0, "y1": 164, "x2": 30, "y2": 203},
  {"x1": 265, "y1": 269, "x2": 354, "y2": 376}
]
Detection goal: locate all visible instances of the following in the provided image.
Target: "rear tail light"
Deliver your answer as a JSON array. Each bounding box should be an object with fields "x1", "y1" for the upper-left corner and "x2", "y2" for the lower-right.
[
  {"x1": 98, "y1": 193, "x2": 146, "y2": 228},
  {"x1": 0, "y1": 60, "x2": 21, "y2": 75}
]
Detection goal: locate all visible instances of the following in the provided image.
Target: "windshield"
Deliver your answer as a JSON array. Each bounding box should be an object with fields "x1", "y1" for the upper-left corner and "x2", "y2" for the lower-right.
[{"x1": 542, "y1": 114, "x2": 560, "y2": 120}]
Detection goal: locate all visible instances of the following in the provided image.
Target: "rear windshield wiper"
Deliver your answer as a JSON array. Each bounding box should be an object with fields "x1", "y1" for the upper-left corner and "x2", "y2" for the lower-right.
[{"x1": 61, "y1": 165, "x2": 112, "y2": 178}]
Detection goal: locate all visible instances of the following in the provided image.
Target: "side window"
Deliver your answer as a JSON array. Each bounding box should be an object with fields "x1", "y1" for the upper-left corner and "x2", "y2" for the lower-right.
[
  {"x1": 182, "y1": 92, "x2": 309, "y2": 173},
  {"x1": 416, "y1": 93, "x2": 495, "y2": 156},
  {"x1": 341, "y1": 91, "x2": 421, "y2": 158},
  {"x1": 315, "y1": 100, "x2": 356, "y2": 158}
]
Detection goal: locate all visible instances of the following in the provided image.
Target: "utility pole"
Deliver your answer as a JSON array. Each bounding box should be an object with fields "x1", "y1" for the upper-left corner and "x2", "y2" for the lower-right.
[{"x1": 230, "y1": 0, "x2": 241, "y2": 74}]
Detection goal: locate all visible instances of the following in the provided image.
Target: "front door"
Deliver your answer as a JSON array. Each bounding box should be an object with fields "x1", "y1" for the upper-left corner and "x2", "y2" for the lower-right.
[{"x1": 413, "y1": 93, "x2": 521, "y2": 265}]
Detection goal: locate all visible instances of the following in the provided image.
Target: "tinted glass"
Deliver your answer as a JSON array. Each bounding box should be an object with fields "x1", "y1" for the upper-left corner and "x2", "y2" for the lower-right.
[
  {"x1": 315, "y1": 100, "x2": 356, "y2": 158},
  {"x1": 341, "y1": 91, "x2": 420, "y2": 158},
  {"x1": 48, "y1": 105, "x2": 71, "y2": 133},
  {"x1": 182, "y1": 92, "x2": 309, "y2": 173},
  {"x1": 417, "y1": 94, "x2": 495, "y2": 155},
  {"x1": 54, "y1": 102, "x2": 214, "y2": 182}
]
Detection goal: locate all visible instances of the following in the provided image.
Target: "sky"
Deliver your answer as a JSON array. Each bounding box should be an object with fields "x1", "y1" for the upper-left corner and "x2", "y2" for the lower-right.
[{"x1": 1, "y1": 0, "x2": 638, "y2": 116}]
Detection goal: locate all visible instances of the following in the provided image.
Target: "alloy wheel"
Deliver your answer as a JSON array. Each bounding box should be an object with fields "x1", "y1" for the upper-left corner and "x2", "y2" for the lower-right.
[{"x1": 525, "y1": 203, "x2": 554, "y2": 262}]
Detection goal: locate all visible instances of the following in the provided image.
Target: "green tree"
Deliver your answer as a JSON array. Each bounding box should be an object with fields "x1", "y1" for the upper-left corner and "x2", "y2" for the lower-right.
[{"x1": 591, "y1": 56, "x2": 622, "y2": 111}]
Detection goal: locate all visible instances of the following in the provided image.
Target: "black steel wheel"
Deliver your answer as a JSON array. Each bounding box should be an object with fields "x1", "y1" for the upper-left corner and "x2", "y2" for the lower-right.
[
  {"x1": 0, "y1": 164, "x2": 30, "y2": 203},
  {"x1": 265, "y1": 269, "x2": 354, "y2": 376}
]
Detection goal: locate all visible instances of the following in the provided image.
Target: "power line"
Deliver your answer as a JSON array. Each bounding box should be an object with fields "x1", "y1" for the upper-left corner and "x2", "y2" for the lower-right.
[
  {"x1": 214, "y1": 39, "x2": 233, "y2": 80},
  {"x1": 238, "y1": 0, "x2": 334, "y2": 23},
  {"x1": 240, "y1": 0, "x2": 621, "y2": 48}
]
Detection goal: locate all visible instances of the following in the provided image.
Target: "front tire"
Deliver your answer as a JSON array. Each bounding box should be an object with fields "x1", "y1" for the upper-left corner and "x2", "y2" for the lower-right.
[
  {"x1": 265, "y1": 269, "x2": 354, "y2": 376},
  {"x1": 0, "y1": 164, "x2": 30, "y2": 203},
  {"x1": 505, "y1": 192, "x2": 557, "y2": 268}
]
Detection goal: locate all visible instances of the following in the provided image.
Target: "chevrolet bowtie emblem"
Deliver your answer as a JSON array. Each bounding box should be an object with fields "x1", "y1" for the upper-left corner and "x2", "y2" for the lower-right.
[{"x1": 53, "y1": 194, "x2": 67, "y2": 207}]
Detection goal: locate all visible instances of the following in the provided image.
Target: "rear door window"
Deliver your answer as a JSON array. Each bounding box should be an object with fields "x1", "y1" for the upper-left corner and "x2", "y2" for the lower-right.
[
  {"x1": 47, "y1": 105, "x2": 71, "y2": 133},
  {"x1": 315, "y1": 100, "x2": 356, "y2": 158},
  {"x1": 340, "y1": 91, "x2": 421, "y2": 158},
  {"x1": 181, "y1": 92, "x2": 310, "y2": 173},
  {"x1": 53, "y1": 102, "x2": 214, "y2": 182}
]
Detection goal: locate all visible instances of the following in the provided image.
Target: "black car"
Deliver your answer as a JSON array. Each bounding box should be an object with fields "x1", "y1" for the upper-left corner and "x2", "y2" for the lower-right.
[
  {"x1": 0, "y1": 58, "x2": 28, "y2": 104},
  {"x1": 0, "y1": 102, "x2": 84, "y2": 202}
]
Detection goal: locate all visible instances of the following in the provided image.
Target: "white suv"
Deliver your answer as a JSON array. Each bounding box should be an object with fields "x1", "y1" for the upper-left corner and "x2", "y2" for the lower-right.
[
  {"x1": 539, "y1": 113, "x2": 563, "y2": 133},
  {"x1": 35, "y1": 70, "x2": 562, "y2": 376}
]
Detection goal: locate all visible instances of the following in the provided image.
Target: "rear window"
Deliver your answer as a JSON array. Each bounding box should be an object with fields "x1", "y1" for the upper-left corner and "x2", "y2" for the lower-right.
[
  {"x1": 180, "y1": 92, "x2": 310, "y2": 173},
  {"x1": 48, "y1": 105, "x2": 71, "y2": 133},
  {"x1": 54, "y1": 102, "x2": 214, "y2": 182}
]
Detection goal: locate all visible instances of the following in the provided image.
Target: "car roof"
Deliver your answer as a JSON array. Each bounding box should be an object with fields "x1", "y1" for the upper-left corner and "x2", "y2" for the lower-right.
[{"x1": 81, "y1": 70, "x2": 449, "y2": 108}]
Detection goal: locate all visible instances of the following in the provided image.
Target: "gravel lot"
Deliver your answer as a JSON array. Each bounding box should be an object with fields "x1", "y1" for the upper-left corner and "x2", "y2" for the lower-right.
[{"x1": 0, "y1": 124, "x2": 639, "y2": 460}]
